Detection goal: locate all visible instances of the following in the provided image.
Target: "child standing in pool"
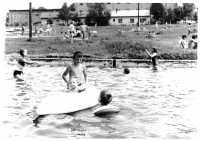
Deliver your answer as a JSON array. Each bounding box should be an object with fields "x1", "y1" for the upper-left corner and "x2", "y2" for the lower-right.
[
  {"x1": 145, "y1": 48, "x2": 158, "y2": 68},
  {"x1": 13, "y1": 49, "x2": 38, "y2": 79},
  {"x1": 13, "y1": 49, "x2": 28, "y2": 79},
  {"x1": 62, "y1": 51, "x2": 87, "y2": 92}
]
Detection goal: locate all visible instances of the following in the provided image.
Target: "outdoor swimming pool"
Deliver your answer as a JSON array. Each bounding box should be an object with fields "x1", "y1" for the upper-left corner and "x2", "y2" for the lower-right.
[{"x1": 1, "y1": 61, "x2": 199, "y2": 139}]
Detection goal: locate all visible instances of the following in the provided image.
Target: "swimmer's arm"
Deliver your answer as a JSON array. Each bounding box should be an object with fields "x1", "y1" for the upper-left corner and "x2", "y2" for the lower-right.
[
  {"x1": 62, "y1": 66, "x2": 70, "y2": 89},
  {"x1": 23, "y1": 58, "x2": 40, "y2": 66},
  {"x1": 83, "y1": 65, "x2": 87, "y2": 83},
  {"x1": 151, "y1": 53, "x2": 157, "y2": 57},
  {"x1": 145, "y1": 49, "x2": 152, "y2": 57}
]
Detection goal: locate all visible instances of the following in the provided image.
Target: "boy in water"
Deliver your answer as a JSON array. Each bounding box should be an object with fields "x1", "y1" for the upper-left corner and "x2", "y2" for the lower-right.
[
  {"x1": 145, "y1": 48, "x2": 158, "y2": 68},
  {"x1": 62, "y1": 51, "x2": 87, "y2": 92},
  {"x1": 13, "y1": 49, "x2": 38, "y2": 79}
]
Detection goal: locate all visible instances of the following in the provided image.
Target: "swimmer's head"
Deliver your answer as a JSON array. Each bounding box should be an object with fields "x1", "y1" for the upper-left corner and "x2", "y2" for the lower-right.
[
  {"x1": 19, "y1": 49, "x2": 27, "y2": 57},
  {"x1": 18, "y1": 59, "x2": 25, "y2": 67},
  {"x1": 99, "y1": 90, "x2": 112, "y2": 106},
  {"x1": 182, "y1": 35, "x2": 187, "y2": 39},
  {"x1": 73, "y1": 51, "x2": 83, "y2": 64},
  {"x1": 152, "y1": 48, "x2": 157, "y2": 53},
  {"x1": 124, "y1": 67, "x2": 130, "y2": 74}
]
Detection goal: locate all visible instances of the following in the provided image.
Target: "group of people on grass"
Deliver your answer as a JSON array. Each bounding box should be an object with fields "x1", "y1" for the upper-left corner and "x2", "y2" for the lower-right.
[
  {"x1": 179, "y1": 34, "x2": 197, "y2": 49},
  {"x1": 63, "y1": 21, "x2": 90, "y2": 42}
]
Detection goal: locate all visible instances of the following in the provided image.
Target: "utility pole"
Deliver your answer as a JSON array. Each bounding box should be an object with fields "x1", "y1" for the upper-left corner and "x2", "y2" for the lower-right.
[
  {"x1": 29, "y1": 2, "x2": 32, "y2": 41},
  {"x1": 137, "y1": 3, "x2": 140, "y2": 27}
]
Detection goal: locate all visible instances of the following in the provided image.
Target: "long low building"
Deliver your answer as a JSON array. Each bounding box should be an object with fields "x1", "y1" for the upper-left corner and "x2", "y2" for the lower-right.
[
  {"x1": 7, "y1": 9, "x2": 60, "y2": 26},
  {"x1": 7, "y1": 9, "x2": 150, "y2": 26},
  {"x1": 110, "y1": 10, "x2": 150, "y2": 25},
  {"x1": 7, "y1": 3, "x2": 177, "y2": 26}
]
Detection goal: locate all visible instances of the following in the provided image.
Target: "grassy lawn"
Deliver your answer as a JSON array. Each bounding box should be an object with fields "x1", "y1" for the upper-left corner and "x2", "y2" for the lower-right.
[{"x1": 5, "y1": 24, "x2": 197, "y2": 60}]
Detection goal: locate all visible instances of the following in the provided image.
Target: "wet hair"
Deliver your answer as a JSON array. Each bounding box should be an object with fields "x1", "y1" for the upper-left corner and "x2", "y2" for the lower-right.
[
  {"x1": 192, "y1": 35, "x2": 197, "y2": 39},
  {"x1": 182, "y1": 35, "x2": 187, "y2": 39},
  {"x1": 99, "y1": 90, "x2": 112, "y2": 106},
  {"x1": 19, "y1": 49, "x2": 25, "y2": 57},
  {"x1": 124, "y1": 67, "x2": 130, "y2": 74},
  {"x1": 73, "y1": 51, "x2": 83, "y2": 59},
  {"x1": 152, "y1": 48, "x2": 157, "y2": 53},
  {"x1": 18, "y1": 59, "x2": 25, "y2": 67}
]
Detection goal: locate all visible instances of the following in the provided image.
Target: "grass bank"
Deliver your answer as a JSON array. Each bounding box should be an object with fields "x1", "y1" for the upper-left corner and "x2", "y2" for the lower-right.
[{"x1": 5, "y1": 24, "x2": 197, "y2": 60}]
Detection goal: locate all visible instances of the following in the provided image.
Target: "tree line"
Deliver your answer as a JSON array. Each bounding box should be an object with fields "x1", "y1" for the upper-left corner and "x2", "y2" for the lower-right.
[
  {"x1": 150, "y1": 3, "x2": 197, "y2": 24},
  {"x1": 58, "y1": 3, "x2": 110, "y2": 26},
  {"x1": 58, "y1": 3, "x2": 197, "y2": 26}
]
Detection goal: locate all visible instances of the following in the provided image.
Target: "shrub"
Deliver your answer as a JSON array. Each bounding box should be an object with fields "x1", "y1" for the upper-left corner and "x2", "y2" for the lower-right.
[
  {"x1": 14, "y1": 22, "x2": 19, "y2": 27},
  {"x1": 104, "y1": 40, "x2": 151, "y2": 58}
]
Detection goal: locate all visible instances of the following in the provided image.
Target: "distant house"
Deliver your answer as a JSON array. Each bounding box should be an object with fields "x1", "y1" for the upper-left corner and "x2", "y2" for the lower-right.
[
  {"x1": 110, "y1": 10, "x2": 150, "y2": 25},
  {"x1": 40, "y1": 11, "x2": 60, "y2": 25}
]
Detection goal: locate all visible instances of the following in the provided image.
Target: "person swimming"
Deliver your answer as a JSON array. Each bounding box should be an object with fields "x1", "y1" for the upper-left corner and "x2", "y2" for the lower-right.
[
  {"x1": 13, "y1": 49, "x2": 37, "y2": 80},
  {"x1": 99, "y1": 90, "x2": 112, "y2": 106},
  {"x1": 145, "y1": 48, "x2": 158, "y2": 67},
  {"x1": 13, "y1": 49, "x2": 27, "y2": 79}
]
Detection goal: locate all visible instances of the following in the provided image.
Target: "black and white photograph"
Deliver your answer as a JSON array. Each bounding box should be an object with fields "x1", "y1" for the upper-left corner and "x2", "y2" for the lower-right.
[{"x1": 0, "y1": 0, "x2": 199, "y2": 140}]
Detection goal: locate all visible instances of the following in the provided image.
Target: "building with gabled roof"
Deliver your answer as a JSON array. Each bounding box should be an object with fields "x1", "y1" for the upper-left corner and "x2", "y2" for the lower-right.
[{"x1": 110, "y1": 9, "x2": 150, "y2": 25}]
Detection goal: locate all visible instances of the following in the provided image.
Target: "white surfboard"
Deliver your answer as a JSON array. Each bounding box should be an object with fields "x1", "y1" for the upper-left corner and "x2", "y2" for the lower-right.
[
  {"x1": 36, "y1": 85, "x2": 100, "y2": 115},
  {"x1": 93, "y1": 105, "x2": 120, "y2": 116}
]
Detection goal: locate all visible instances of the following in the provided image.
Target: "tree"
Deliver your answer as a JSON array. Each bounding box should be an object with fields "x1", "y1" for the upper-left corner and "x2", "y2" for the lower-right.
[
  {"x1": 174, "y1": 7, "x2": 184, "y2": 21},
  {"x1": 86, "y1": 3, "x2": 111, "y2": 26},
  {"x1": 58, "y1": 3, "x2": 79, "y2": 25},
  {"x1": 38, "y1": 6, "x2": 46, "y2": 10},
  {"x1": 150, "y1": 3, "x2": 166, "y2": 24},
  {"x1": 69, "y1": 3, "x2": 76, "y2": 12},
  {"x1": 193, "y1": 11, "x2": 197, "y2": 21},
  {"x1": 58, "y1": 3, "x2": 70, "y2": 24},
  {"x1": 183, "y1": 3, "x2": 194, "y2": 19},
  {"x1": 166, "y1": 8, "x2": 176, "y2": 24}
]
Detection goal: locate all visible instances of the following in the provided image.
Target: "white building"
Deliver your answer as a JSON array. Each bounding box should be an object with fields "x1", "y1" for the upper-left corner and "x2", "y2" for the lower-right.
[{"x1": 109, "y1": 10, "x2": 150, "y2": 25}]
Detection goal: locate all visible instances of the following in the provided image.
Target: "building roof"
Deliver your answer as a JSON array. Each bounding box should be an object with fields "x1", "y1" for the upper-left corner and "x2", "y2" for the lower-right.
[
  {"x1": 9, "y1": 9, "x2": 60, "y2": 12},
  {"x1": 111, "y1": 10, "x2": 150, "y2": 17},
  {"x1": 40, "y1": 12, "x2": 59, "y2": 19}
]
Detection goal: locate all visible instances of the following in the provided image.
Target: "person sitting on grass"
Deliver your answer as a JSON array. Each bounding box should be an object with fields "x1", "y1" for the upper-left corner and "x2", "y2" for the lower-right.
[
  {"x1": 189, "y1": 35, "x2": 197, "y2": 49},
  {"x1": 179, "y1": 35, "x2": 188, "y2": 49},
  {"x1": 73, "y1": 29, "x2": 83, "y2": 38},
  {"x1": 145, "y1": 48, "x2": 158, "y2": 68},
  {"x1": 62, "y1": 51, "x2": 87, "y2": 92}
]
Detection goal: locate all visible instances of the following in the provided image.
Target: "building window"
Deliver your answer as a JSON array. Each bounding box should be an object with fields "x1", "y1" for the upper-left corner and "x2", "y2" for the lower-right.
[
  {"x1": 118, "y1": 18, "x2": 122, "y2": 23},
  {"x1": 140, "y1": 18, "x2": 146, "y2": 23},
  {"x1": 80, "y1": 3, "x2": 83, "y2": 5},
  {"x1": 113, "y1": 18, "x2": 115, "y2": 22},
  {"x1": 130, "y1": 18, "x2": 134, "y2": 23},
  {"x1": 79, "y1": 10, "x2": 83, "y2": 14}
]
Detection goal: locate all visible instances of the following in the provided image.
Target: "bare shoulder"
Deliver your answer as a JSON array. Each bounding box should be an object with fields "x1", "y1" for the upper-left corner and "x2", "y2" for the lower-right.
[
  {"x1": 65, "y1": 63, "x2": 73, "y2": 70},
  {"x1": 80, "y1": 63, "x2": 86, "y2": 69}
]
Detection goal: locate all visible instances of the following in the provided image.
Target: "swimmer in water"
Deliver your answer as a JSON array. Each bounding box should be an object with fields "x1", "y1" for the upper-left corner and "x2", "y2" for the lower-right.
[
  {"x1": 145, "y1": 48, "x2": 158, "y2": 69},
  {"x1": 99, "y1": 90, "x2": 112, "y2": 106},
  {"x1": 13, "y1": 49, "x2": 37, "y2": 80},
  {"x1": 62, "y1": 51, "x2": 87, "y2": 92}
]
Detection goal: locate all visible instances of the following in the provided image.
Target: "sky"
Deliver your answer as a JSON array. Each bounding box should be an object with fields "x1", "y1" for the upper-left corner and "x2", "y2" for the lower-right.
[{"x1": 3, "y1": 0, "x2": 199, "y2": 11}]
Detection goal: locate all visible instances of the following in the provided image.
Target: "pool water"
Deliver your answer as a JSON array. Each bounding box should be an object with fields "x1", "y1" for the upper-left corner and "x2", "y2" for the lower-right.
[{"x1": 1, "y1": 61, "x2": 199, "y2": 139}]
